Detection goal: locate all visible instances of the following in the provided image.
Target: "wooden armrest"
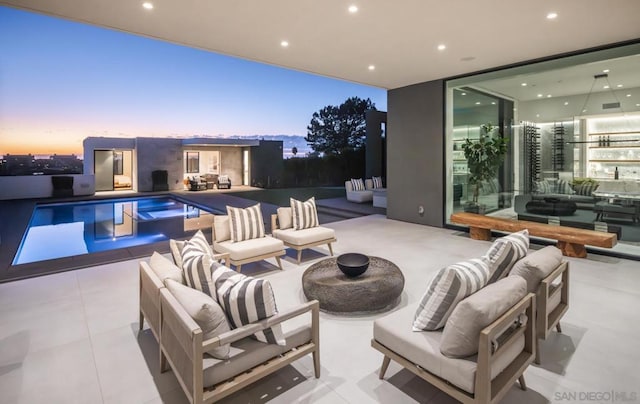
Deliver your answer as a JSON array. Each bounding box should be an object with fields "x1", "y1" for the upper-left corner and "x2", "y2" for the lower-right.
[
  {"x1": 540, "y1": 261, "x2": 568, "y2": 291},
  {"x1": 271, "y1": 214, "x2": 279, "y2": 231},
  {"x1": 480, "y1": 293, "x2": 536, "y2": 343},
  {"x1": 203, "y1": 300, "x2": 319, "y2": 349},
  {"x1": 212, "y1": 252, "x2": 231, "y2": 267}
]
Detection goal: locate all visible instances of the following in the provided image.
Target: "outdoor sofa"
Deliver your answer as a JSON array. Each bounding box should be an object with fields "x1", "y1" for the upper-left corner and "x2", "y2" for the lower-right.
[
  {"x1": 345, "y1": 178, "x2": 373, "y2": 203},
  {"x1": 138, "y1": 251, "x2": 320, "y2": 404}
]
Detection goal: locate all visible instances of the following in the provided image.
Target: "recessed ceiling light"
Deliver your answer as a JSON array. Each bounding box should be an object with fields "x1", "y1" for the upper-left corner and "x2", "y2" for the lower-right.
[
  {"x1": 348, "y1": 5, "x2": 358, "y2": 13},
  {"x1": 546, "y1": 12, "x2": 558, "y2": 19},
  {"x1": 564, "y1": 102, "x2": 569, "y2": 106},
  {"x1": 604, "y1": 85, "x2": 610, "y2": 89},
  {"x1": 521, "y1": 83, "x2": 527, "y2": 87},
  {"x1": 368, "y1": 65, "x2": 375, "y2": 71},
  {"x1": 627, "y1": 94, "x2": 632, "y2": 97},
  {"x1": 491, "y1": 102, "x2": 496, "y2": 105},
  {"x1": 617, "y1": 84, "x2": 623, "y2": 88},
  {"x1": 603, "y1": 69, "x2": 610, "y2": 73},
  {"x1": 280, "y1": 40, "x2": 289, "y2": 48},
  {"x1": 547, "y1": 95, "x2": 552, "y2": 98},
  {"x1": 475, "y1": 102, "x2": 481, "y2": 105},
  {"x1": 142, "y1": 2, "x2": 153, "y2": 10},
  {"x1": 537, "y1": 94, "x2": 543, "y2": 98},
  {"x1": 536, "y1": 114, "x2": 541, "y2": 118},
  {"x1": 437, "y1": 44, "x2": 446, "y2": 51},
  {"x1": 636, "y1": 104, "x2": 640, "y2": 107},
  {"x1": 461, "y1": 92, "x2": 467, "y2": 96}
]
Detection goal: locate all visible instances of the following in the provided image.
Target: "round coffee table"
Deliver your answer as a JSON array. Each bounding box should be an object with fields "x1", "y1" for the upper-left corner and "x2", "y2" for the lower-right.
[{"x1": 302, "y1": 256, "x2": 404, "y2": 314}]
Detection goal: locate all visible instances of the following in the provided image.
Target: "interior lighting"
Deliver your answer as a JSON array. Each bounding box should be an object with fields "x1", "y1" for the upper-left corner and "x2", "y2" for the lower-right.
[
  {"x1": 437, "y1": 44, "x2": 446, "y2": 51},
  {"x1": 537, "y1": 94, "x2": 543, "y2": 98},
  {"x1": 142, "y1": 2, "x2": 153, "y2": 10},
  {"x1": 603, "y1": 69, "x2": 610, "y2": 73},
  {"x1": 546, "y1": 12, "x2": 558, "y2": 19},
  {"x1": 604, "y1": 85, "x2": 610, "y2": 89},
  {"x1": 461, "y1": 92, "x2": 467, "y2": 96},
  {"x1": 627, "y1": 94, "x2": 632, "y2": 97},
  {"x1": 491, "y1": 102, "x2": 496, "y2": 105},
  {"x1": 280, "y1": 40, "x2": 289, "y2": 48},
  {"x1": 564, "y1": 102, "x2": 569, "y2": 106},
  {"x1": 521, "y1": 83, "x2": 527, "y2": 87},
  {"x1": 475, "y1": 102, "x2": 481, "y2": 105},
  {"x1": 617, "y1": 84, "x2": 624, "y2": 88},
  {"x1": 547, "y1": 94, "x2": 552, "y2": 98},
  {"x1": 348, "y1": 5, "x2": 358, "y2": 13},
  {"x1": 368, "y1": 65, "x2": 375, "y2": 71},
  {"x1": 636, "y1": 104, "x2": 640, "y2": 107}
]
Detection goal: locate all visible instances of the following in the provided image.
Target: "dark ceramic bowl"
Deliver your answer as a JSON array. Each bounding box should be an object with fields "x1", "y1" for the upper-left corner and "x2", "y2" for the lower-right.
[{"x1": 337, "y1": 253, "x2": 370, "y2": 277}]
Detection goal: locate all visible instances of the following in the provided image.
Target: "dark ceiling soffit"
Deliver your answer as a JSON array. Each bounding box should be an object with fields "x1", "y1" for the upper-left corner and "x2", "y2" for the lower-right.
[{"x1": 180, "y1": 138, "x2": 260, "y2": 147}]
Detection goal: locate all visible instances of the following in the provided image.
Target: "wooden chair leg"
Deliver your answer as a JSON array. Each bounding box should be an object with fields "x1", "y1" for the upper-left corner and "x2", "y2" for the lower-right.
[
  {"x1": 535, "y1": 341, "x2": 541, "y2": 365},
  {"x1": 276, "y1": 256, "x2": 283, "y2": 270},
  {"x1": 518, "y1": 375, "x2": 527, "y2": 391},
  {"x1": 297, "y1": 250, "x2": 302, "y2": 264},
  {"x1": 236, "y1": 264, "x2": 242, "y2": 273},
  {"x1": 139, "y1": 312, "x2": 144, "y2": 331},
  {"x1": 160, "y1": 350, "x2": 169, "y2": 373},
  {"x1": 312, "y1": 349, "x2": 320, "y2": 378},
  {"x1": 328, "y1": 243, "x2": 334, "y2": 256},
  {"x1": 379, "y1": 356, "x2": 391, "y2": 379},
  {"x1": 556, "y1": 323, "x2": 562, "y2": 333}
]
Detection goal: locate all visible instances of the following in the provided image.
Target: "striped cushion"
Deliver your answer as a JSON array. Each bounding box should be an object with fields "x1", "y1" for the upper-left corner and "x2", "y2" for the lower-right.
[
  {"x1": 227, "y1": 204, "x2": 265, "y2": 242},
  {"x1": 555, "y1": 179, "x2": 575, "y2": 195},
  {"x1": 534, "y1": 180, "x2": 550, "y2": 194},
  {"x1": 212, "y1": 265, "x2": 285, "y2": 345},
  {"x1": 413, "y1": 257, "x2": 490, "y2": 331},
  {"x1": 577, "y1": 182, "x2": 599, "y2": 196},
  {"x1": 372, "y1": 176, "x2": 384, "y2": 189},
  {"x1": 350, "y1": 178, "x2": 365, "y2": 191},
  {"x1": 484, "y1": 229, "x2": 530, "y2": 284},
  {"x1": 181, "y1": 230, "x2": 220, "y2": 298},
  {"x1": 290, "y1": 197, "x2": 319, "y2": 230}
]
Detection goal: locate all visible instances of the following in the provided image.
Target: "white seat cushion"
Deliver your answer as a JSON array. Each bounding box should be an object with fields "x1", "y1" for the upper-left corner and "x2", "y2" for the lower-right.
[
  {"x1": 214, "y1": 236, "x2": 284, "y2": 261},
  {"x1": 374, "y1": 304, "x2": 524, "y2": 394},
  {"x1": 272, "y1": 226, "x2": 335, "y2": 246}
]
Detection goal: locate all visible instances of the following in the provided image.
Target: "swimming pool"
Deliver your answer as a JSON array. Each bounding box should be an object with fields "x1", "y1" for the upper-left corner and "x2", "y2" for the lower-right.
[{"x1": 13, "y1": 196, "x2": 216, "y2": 265}]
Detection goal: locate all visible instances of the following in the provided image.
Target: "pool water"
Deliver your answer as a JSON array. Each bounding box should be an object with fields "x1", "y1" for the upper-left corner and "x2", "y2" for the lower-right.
[{"x1": 13, "y1": 196, "x2": 214, "y2": 265}]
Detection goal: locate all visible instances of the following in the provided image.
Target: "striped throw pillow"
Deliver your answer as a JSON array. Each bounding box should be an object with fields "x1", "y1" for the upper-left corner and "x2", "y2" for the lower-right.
[
  {"x1": 577, "y1": 182, "x2": 599, "y2": 196},
  {"x1": 413, "y1": 257, "x2": 491, "y2": 331},
  {"x1": 534, "y1": 180, "x2": 550, "y2": 194},
  {"x1": 350, "y1": 178, "x2": 365, "y2": 191},
  {"x1": 212, "y1": 265, "x2": 285, "y2": 346},
  {"x1": 227, "y1": 204, "x2": 265, "y2": 242},
  {"x1": 372, "y1": 176, "x2": 384, "y2": 189},
  {"x1": 181, "y1": 230, "x2": 220, "y2": 298},
  {"x1": 556, "y1": 179, "x2": 575, "y2": 195},
  {"x1": 484, "y1": 229, "x2": 529, "y2": 284},
  {"x1": 290, "y1": 197, "x2": 319, "y2": 230}
]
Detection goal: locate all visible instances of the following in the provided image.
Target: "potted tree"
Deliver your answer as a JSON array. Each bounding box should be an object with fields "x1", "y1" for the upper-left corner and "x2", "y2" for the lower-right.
[{"x1": 461, "y1": 123, "x2": 508, "y2": 213}]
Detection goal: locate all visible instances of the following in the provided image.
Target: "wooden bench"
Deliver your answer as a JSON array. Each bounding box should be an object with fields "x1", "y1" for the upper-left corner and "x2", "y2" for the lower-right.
[{"x1": 450, "y1": 212, "x2": 617, "y2": 258}]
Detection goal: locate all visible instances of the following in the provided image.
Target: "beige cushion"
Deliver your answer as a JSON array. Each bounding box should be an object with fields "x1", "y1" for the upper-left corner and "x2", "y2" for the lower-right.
[
  {"x1": 413, "y1": 258, "x2": 490, "y2": 331},
  {"x1": 277, "y1": 207, "x2": 293, "y2": 230},
  {"x1": 164, "y1": 279, "x2": 231, "y2": 359},
  {"x1": 440, "y1": 276, "x2": 527, "y2": 358},
  {"x1": 214, "y1": 236, "x2": 284, "y2": 261},
  {"x1": 203, "y1": 326, "x2": 311, "y2": 388},
  {"x1": 374, "y1": 304, "x2": 524, "y2": 394},
  {"x1": 149, "y1": 252, "x2": 184, "y2": 284},
  {"x1": 272, "y1": 226, "x2": 335, "y2": 246},
  {"x1": 509, "y1": 246, "x2": 563, "y2": 293},
  {"x1": 213, "y1": 215, "x2": 231, "y2": 243},
  {"x1": 169, "y1": 239, "x2": 186, "y2": 267}
]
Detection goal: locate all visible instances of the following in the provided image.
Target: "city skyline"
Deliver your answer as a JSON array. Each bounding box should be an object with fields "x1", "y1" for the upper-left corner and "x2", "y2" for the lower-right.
[{"x1": 0, "y1": 6, "x2": 386, "y2": 156}]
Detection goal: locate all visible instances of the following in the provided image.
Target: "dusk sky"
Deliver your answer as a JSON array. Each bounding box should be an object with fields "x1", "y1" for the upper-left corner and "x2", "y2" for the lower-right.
[{"x1": 0, "y1": 6, "x2": 386, "y2": 156}]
